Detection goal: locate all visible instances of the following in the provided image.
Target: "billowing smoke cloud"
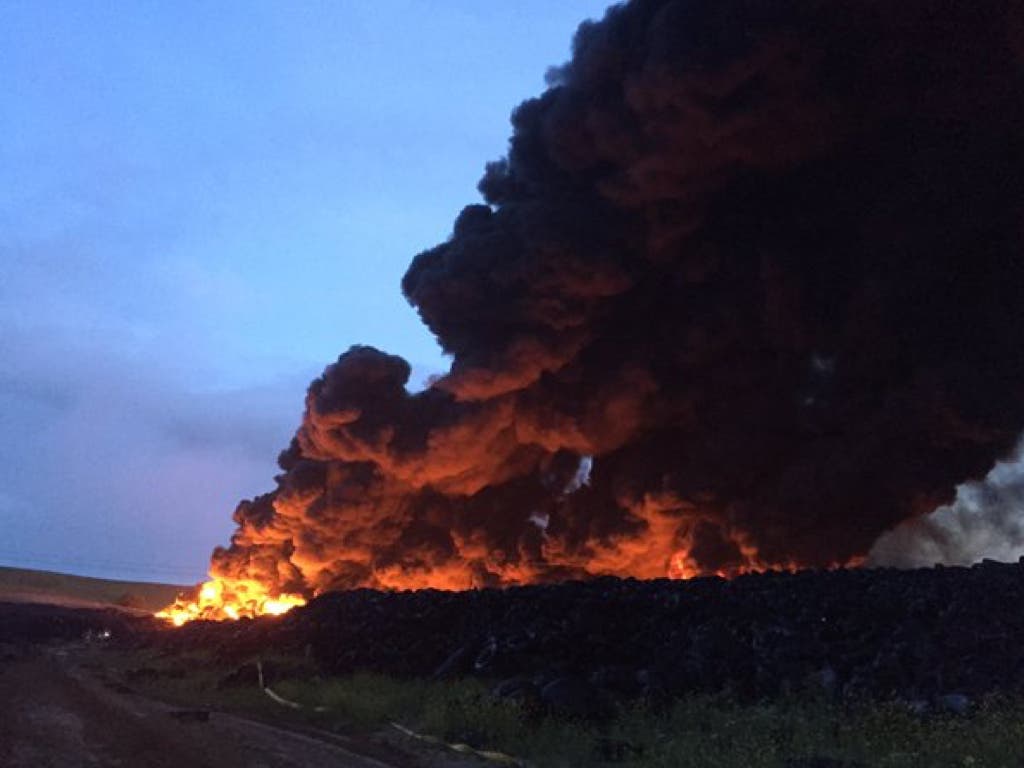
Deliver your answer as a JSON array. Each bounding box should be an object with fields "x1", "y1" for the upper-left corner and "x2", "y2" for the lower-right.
[
  {"x1": 211, "y1": 0, "x2": 1024, "y2": 594},
  {"x1": 869, "y1": 442, "x2": 1024, "y2": 568}
]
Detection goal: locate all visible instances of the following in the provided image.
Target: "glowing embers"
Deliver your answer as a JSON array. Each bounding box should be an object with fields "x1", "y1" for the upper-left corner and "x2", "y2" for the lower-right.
[
  {"x1": 156, "y1": 577, "x2": 306, "y2": 626},
  {"x1": 666, "y1": 547, "x2": 761, "y2": 580}
]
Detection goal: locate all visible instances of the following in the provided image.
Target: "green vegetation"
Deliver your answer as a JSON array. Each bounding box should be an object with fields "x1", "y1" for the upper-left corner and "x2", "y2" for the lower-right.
[
  {"x1": 0, "y1": 565, "x2": 189, "y2": 612},
  {"x1": 278, "y1": 678, "x2": 1024, "y2": 768},
  {"x1": 114, "y1": 648, "x2": 1024, "y2": 767},
  {"x1": 277, "y1": 673, "x2": 598, "y2": 764}
]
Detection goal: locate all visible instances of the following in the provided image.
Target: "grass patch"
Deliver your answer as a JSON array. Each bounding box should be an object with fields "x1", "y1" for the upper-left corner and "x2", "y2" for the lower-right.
[
  {"x1": 607, "y1": 695, "x2": 1024, "y2": 767},
  {"x1": 274, "y1": 673, "x2": 597, "y2": 765},
  {"x1": 110, "y1": 648, "x2": 1024, "y2": 767},
  {"x1": 276, "y1": 677, "x2": 1024, "y2": 768}
]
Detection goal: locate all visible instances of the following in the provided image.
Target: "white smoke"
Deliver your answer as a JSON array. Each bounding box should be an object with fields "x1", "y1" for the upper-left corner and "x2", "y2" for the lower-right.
[
  {"x1": 563, "y1": 455, "x2": 593, "y2": 495},
  {"x1": 869, "y1": 440, "x2": 1024, "y2": 567}
]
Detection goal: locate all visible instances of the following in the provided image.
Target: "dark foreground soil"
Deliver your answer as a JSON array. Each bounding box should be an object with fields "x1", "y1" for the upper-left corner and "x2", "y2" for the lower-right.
[
  {"x1": 0, "y1": 645, "x2": 392, "y2": 767},
  {"x1": 0, "y1": 604, "x2": 480, "y2": 767}
]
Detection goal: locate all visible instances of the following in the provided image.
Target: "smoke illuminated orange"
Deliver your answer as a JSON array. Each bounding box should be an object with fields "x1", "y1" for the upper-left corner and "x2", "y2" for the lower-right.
[
  {"x1": 156, "y1": 577, "x2": 306, "y2": 626},
  {"x1": 156, "y1": 551, "x2": 866, "y2": 626}
]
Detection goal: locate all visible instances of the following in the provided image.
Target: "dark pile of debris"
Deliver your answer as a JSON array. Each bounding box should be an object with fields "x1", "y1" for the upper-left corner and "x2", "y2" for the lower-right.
[
  {"x1": 0, "y1": 601, "x2": 139, "y2": 646},
  {"x1": 147, "y1": 561, "x2": 1024, "y2": 707}
]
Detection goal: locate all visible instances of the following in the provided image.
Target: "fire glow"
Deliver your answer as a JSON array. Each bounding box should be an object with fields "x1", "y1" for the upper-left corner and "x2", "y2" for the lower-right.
[
  {"x1": 156, "y1": 555, "x2": 702, "y2": 627},
  {"x1": 157, "y1": 544, "x2": 801, "y2": 626},
  {"x1": 156, "y1": 578, "x2": 306, "y2": 626}
]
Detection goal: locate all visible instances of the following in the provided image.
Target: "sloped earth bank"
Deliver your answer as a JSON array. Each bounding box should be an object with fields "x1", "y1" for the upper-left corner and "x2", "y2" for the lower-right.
[{"x1": 139, "y1": 562, "x2": 1024, "y2": 712}]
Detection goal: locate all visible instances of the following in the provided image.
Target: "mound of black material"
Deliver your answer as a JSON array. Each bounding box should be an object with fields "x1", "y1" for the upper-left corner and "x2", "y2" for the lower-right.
[
  {"x1": 151, "y1": 562, "x2": 1024, "y2": 703},
  {"x1": 0, "y1": 602, "x2": 142, "y2": 645}
]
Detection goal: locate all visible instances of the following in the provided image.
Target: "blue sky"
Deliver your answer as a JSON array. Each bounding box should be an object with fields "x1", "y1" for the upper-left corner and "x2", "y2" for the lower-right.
[{"x1": 0, "y1": 1, "x2": 611, "y2": 582}]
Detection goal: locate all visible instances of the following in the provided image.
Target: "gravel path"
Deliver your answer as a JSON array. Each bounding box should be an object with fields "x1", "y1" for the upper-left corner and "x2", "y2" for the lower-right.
[{"x1": 0, "y1": 646, "x2": 409, "y2": 768}]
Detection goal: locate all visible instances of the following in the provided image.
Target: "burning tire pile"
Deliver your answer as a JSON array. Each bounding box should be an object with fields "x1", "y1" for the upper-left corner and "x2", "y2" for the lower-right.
[
  {"x1": 191, "y1": 0, "x2": 1024, "y2": 606},
  {"x1": 148, "y1": 562, "x2": 1024, "y2": 710}
]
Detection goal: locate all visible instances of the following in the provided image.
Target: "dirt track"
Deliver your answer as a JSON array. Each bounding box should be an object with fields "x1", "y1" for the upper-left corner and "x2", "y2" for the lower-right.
[{"x1": 0, "y1": 645, "x2": 420, "y2": 768}]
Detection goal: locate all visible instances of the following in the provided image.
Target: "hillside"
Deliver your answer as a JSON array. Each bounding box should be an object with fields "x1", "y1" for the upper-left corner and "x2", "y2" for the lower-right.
[{"x1": 0, "y1": 565, "x2": 192, "y2": 613}]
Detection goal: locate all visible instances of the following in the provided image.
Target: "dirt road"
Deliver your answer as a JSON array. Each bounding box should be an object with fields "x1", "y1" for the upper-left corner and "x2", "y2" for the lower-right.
[{"x1": 0, "y1": 646, "x2": 412, "y2": 768}]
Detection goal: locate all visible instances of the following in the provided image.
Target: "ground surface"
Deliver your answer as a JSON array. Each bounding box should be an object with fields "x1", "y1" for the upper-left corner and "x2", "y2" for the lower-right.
[
  {"x1": 8, "y1": 565, "x2": 1024, "y2": 767},
  {"x1": 0, "y1": 642, "x2": 478, "y2": 768}
]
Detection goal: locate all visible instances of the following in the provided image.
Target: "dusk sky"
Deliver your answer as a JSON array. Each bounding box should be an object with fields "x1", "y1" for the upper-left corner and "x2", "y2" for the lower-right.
[{"x1": 0, "y1": 1, "x2": 611, "y2": 583}]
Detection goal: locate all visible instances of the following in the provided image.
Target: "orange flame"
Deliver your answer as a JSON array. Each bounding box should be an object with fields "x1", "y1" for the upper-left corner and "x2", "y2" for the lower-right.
[
  {"x1": 158, "y1": 538, "x2": 860, "y2": 627},
  {"x1": 155, "y1": 577, "x2": 306, "y2": 626}
]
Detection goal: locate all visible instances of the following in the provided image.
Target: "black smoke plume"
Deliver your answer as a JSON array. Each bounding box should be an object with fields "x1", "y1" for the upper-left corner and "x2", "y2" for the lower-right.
[{"x1": 211, "y1": 0, "x2": 1024, "y2": 593}]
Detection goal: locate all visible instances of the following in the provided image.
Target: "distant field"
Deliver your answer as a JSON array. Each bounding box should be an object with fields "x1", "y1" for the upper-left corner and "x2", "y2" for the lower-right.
[{"x1": 0, "y1": 565, "x2": 192, "y2": 613}]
